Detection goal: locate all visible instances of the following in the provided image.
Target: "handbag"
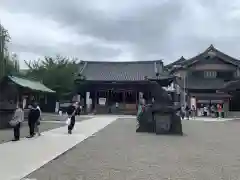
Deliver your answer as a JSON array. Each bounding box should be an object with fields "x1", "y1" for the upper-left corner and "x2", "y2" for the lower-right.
[
  {"x1": 65, "y1": 117, "x2": 71, "y2": 125},
  {"x1": 65, "y1": 107, "x2": 77, "y2": 125},
  {"x1": 9, "y1": 120, "x2": 18, "y2": 127}
]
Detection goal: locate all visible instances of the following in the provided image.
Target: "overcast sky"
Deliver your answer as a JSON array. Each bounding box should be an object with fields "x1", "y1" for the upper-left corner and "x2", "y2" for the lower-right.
[{"x1": 1, "y1": 0, "x2": 240, "y2": 69}]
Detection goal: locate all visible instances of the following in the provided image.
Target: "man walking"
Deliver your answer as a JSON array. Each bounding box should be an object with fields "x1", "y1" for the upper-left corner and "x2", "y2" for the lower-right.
[
  {"x1": 67, "y1": 102, "x2": 79, "y2": 134},
  {"x1": 27, "y1": 102, "x2": 40, "y2": 138}
]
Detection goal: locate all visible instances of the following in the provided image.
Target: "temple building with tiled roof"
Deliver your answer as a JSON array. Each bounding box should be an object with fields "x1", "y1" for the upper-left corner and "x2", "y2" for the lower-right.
[
  {"x1": 166, "y1": 45, "x2": 240, "y2": 117},
  {"x1": 74, "y1": 60, "x2": 174, "y2": 114}
]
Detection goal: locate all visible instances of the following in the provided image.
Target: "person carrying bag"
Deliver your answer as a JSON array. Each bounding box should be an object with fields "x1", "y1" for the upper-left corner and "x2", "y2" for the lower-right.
[
  {"x1": 66, "y1": 102, "x2": 79, "y2": 134},
  {"x1": 9, "y1": 103, "x2": 24, "y2": 141}
]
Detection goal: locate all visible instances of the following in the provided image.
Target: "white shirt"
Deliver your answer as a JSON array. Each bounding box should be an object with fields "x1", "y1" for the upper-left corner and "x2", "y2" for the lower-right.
[{"x1": 36, "y1": 106, "x2": 42, "y2": 120}]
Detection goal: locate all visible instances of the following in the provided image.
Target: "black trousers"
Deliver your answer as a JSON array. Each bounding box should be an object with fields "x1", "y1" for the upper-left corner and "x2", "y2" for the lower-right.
[
  {"x1": 13, "y1": 123, "x2": 21, "y2": 140},
  {"x1": 203, "y1": 112, "x2": 207, "y2": 116},
  {"x1": 28, "y1": 121, "x2": 36, "y2": 136},
  {"x1": 68, "y1": 116, "x2": 75, "y2": 131}
]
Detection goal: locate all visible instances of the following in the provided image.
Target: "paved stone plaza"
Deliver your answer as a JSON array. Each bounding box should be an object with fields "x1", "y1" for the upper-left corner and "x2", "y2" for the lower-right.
[
  {"x1": 22, "y1": 118, "x2": 240, "y2": 180},
  {"x1": 0, "y1": 115, "x2": 91, "y2": 144}
]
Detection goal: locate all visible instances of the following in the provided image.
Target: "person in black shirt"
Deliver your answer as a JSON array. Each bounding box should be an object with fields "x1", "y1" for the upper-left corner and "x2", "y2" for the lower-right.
[
  {"x1": 67, "y1": 102, "x2": 79, "y2": 134},
  {"x1": 27, "y1": 102, "x2": 40, "y2": 138}
]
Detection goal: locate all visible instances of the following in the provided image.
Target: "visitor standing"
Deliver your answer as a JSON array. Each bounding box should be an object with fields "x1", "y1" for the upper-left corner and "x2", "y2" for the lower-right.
[
  {"x1": 27, "y1": 102, "x2": 40, "y2": 138},
  {"x1": 67, "y1": 102, "x2": 79, "y2": 134},
  {"x1": 185, "y1": 105, "x2": 190, "y2": 120},
  {"x1": 35, "y1": 104, "x2": 42, "y2": 136},
  {"x1": 217, "y1": 104, "x2": 222, "y2": 118},
  {"x1": 210, "y1": 105, "x2": 216, "y2": 118},
  {"x1": 137, "y1": 97, "x2": 146, "y2": 116},
  {"x1": 191, "y1": 105, "x2": 196, "y2": 119},
  {"x1": 10, "y1": 103, "x2": 24, "y2": 141},
  {"x1": 203, "y1": 106, "x2": 208, "y2": 116},
  {"x1": 180, "y1": 105, "x2": 185, "y2": 120}
]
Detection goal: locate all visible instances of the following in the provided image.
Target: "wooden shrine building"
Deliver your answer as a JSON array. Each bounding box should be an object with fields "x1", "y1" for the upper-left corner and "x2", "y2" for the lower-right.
[
  {"x1": 75, "y1": 60, "x2": 173, "y2": 114},
  {"x1": 166, "y1": 45, "x2": 240, "y2": 117}
]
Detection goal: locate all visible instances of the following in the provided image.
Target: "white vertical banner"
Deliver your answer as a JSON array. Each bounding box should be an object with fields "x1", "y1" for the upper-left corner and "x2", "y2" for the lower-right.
[
  {"x1": 22, "y1": 98, "x2": 27, "y2": 109},
  {"x1": 77, "y1": 94, "x2": 81, "y2": 102},
  {"x1": 86, "y1": 92, "x2": 91, "y2": 111},
  {"x1": 190, "y1": 97, "x2": 196, "y2": 108},
  {"x1": 55, "y1": 102, "x2": 59, "y2": 113}
]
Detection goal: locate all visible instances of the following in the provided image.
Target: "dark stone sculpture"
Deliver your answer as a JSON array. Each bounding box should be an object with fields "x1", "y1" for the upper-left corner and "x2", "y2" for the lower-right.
[{"x1": 136, "y1": 77, "x2": 183, "y2": 135}]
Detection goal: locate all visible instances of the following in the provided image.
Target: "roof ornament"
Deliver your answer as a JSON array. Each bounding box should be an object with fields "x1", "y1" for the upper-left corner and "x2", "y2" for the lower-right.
[
  {"x1": 207, "y1": 44, "x2": 216, "y2": 57},
  {"x1": 207, "y1": 50, "x2": 216, "y2": 57}
]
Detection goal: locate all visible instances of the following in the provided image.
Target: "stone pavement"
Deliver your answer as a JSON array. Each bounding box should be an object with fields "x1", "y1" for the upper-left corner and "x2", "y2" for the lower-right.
[
  {"x1": 0, "y1": 116, "x2": 118, "y2": 180},
  {"x1": 25, "y1": 118, "x2": 240, "y2": 180},
  {"x1": 0, "y1": 121, "x2": 65, "y2": 144},
  {"x1": 183, "y1": 117, "x2": 236, "y2": 121}
]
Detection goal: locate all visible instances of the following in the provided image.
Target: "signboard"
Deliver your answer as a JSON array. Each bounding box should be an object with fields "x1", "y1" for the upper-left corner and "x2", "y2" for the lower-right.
[
  {"x1": 99, "y1": 98, "x2": 106, "y2": 105},
  {"x1": 197, "y1": 100, "x2": 210, "y2": 103},
  {"x1": 211, "y1": 100, "x2": 223, "y2": 104},
  {"x1": 155, "y1": 114, "x2": 171, "y2": 134}
]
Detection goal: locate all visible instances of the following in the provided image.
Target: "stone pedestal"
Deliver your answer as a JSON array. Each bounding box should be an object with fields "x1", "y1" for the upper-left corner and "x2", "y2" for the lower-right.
[{"x1": 154, "y1": 113, "x2": 171, "y2": 134}]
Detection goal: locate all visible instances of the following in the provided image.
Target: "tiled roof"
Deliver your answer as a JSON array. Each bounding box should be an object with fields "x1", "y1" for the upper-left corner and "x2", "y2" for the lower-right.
[
  {"x1": 167, "y1": 45, "x2": 240, "y2": 72},
  {"x1": 189, "y1": 93, "x2": 231, "y2": 98},
  {"x1": 165, "y1": 56, "x2": 186, "y2": 69},
  {"x1": 176, "y1": 76, "x2": 226, "y2": 90},
  {"x1": 223, "y1": 79, "x2": 240, "y2": 90},
  {"x1": 78, "y1": 60, "x2": 166, "y2": 81},
  {"x1": 8, "y1": 75, "x2": 55, "y2": 93}
]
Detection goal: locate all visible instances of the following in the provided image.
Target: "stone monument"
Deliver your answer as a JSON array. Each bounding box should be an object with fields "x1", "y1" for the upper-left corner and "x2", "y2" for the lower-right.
[{"x1": 136, "y1": 77, "x2": 183, "y2": 135}]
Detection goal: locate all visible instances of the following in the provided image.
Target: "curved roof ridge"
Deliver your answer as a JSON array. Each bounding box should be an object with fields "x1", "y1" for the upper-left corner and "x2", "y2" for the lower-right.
[{"x1": 80, "y1": 59, "x2": 163, "y2": 64}]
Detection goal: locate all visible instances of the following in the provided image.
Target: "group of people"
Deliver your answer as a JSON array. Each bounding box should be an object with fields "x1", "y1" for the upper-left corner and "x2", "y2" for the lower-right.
[
  {"x1": 180, "y1": 105, "x2": 196, "y2": 120},
  {"x1": 180, "y1": 104, "x2": 224, "y2": 119},
  {"x1": 10, "y1": 101, "x2": 42, "y2": 141},
  {"x1": 10, "y1": 101, "x2": 80, "y2": 141}
]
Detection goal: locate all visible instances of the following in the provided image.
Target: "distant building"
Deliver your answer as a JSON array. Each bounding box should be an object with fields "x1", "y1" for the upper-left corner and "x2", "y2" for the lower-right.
[
  {"x1": 74, "y1": 60, "x2": 174, "y2": 114},
  {"x1": 166, "y1": 45, "x2": 240, "y2": 117},
  {"x1": 0, "y1": 75, "x2": 55, "y2": 128}
]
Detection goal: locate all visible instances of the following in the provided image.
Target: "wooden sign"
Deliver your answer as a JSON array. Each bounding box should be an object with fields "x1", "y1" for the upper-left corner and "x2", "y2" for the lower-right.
[{"x1": 99, "y1": 98, "x2": 106, "y2": 105}]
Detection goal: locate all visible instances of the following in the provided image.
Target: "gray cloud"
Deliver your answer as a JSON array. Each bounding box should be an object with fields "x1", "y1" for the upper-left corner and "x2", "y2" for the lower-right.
[{"x1": 1, "y1": 0, "x2": 240, "y2": 68}]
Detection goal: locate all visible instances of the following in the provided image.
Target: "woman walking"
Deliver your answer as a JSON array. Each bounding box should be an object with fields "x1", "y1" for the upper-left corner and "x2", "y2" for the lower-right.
[
  {"x1": 67, "y1": 102, "x2": 79, "y2": 134},
  {"x1": 10, "y1": 103, "x2": 24, "y2": 141}
]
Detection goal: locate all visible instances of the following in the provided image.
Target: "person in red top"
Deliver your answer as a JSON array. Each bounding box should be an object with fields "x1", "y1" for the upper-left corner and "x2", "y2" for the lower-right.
[{"x1": 217, "y1": 104, "x2": 222, "y2": 118}]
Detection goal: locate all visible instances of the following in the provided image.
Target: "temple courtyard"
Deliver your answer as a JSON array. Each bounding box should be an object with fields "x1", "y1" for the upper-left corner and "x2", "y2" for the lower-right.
[{"x1": 1, "y1": 115, "x2": 240, "y2": 180}]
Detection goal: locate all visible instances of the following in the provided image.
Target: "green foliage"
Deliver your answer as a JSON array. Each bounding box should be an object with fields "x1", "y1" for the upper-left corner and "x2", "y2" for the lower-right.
[
  {"x1": 0, "y1": 23, "x2": 19, "y2": 79},
  {"x1": 25, "y1": 55, "x2": 80, "y2": 99},
  {"x1": 5, "y1": 53, "x2": 20, "y2": 74}
]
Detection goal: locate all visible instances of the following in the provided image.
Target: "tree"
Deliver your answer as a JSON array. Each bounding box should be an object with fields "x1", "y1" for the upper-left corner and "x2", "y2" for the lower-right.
[
  {"x1": 25, "y1": 55, "x2": 80, "y2": 99},
  {"x1": 0, "y1": 23, "x2": 20, "y2": 79}
]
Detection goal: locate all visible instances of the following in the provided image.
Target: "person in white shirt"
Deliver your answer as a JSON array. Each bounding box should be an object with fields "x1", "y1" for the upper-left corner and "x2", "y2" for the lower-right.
[
  {"x1": 10, "y1": 103, "x2": 24, "y2": 141},
  {"x1": 35, "y1": 104, "x2": 42, "y2": 136}
]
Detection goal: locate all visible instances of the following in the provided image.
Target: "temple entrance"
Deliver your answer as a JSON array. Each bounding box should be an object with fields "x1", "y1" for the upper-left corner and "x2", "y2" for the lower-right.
[
  {"x1": 108, "y1": 89, "x2": 137, "y2": 114},
  {"x1": 92, "y1": 89, "x2": 139, "y2": 114}
]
